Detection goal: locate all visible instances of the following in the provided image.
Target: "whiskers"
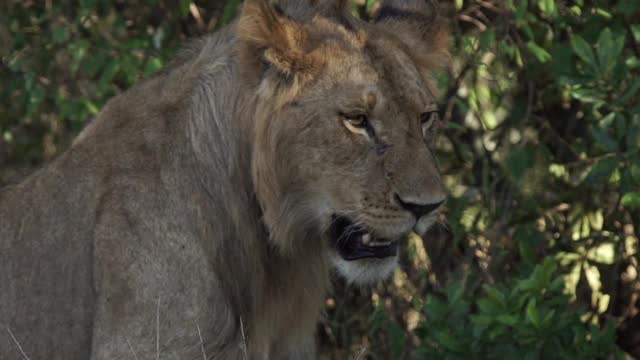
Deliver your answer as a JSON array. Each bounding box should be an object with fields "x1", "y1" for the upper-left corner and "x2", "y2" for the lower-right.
[{"x1": 327, "y1": 210, "x2": 369, "y2": 247}]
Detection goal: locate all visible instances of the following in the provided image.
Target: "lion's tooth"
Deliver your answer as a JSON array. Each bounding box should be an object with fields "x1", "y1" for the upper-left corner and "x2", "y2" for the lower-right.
[{"x1": 362, "y1": 233, "x2": 371, "y2": 244}]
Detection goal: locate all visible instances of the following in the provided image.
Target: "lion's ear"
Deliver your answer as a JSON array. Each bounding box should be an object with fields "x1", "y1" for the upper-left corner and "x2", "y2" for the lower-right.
[
  {"x1": 373, "y1": 0, "x2": 450, "y2": 70},
  {"x1": 238, "y1": 0, "x2": 314, "y2": 77}
]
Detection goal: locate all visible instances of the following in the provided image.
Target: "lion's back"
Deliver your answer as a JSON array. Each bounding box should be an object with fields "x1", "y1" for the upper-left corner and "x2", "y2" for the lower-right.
[
  {"x1": 0, "y1": 155, "x2": 99, "y2": 359},
  {"x1": 0, "y1": 28, "x2": 238, "y2": 359}
]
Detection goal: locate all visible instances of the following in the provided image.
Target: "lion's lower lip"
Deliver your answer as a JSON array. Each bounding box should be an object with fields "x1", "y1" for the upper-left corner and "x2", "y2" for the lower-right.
[{"x1": 329, "y1": 215, "x2": 399, "y2": 261}]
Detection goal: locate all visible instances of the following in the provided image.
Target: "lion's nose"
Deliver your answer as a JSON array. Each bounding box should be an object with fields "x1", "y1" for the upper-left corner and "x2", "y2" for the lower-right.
[{"x1": 394, "y1": 194, "x2": 445, "y2": 219}]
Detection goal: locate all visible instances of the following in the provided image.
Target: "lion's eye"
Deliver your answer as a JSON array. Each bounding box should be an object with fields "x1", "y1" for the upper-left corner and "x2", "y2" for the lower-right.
[
  {"x1": 341, "y1": 113, "x2": 371, "y2": 137},
  {"x1": 420, "y1": 110, "x2": 439, "y2": 139},
  {"x1": 344, "y1": 113, "x2": 369, "y2": 127}
]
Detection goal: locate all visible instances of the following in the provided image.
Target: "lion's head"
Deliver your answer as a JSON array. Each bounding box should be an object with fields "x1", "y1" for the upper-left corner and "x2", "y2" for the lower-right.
[{"x1": 239, "y1": 0, "x2": 449, "y2": 284}]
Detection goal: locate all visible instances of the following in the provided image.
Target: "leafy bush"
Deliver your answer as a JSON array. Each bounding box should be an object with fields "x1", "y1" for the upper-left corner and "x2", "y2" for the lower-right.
[
  {"x1": 325, "y1": 0, "x2": 639, "y2": 357},
  {"x1": 0, "y1": 0, "x2": 238, "y2": 165},
  {"x1": 418, "y1": 258, "x2": 620, "y2": 359}
]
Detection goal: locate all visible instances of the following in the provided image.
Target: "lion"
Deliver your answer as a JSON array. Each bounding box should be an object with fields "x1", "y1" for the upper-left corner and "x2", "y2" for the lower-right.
[{"x1": 0, "y1": 0, "x2": 449, "y2": 358}]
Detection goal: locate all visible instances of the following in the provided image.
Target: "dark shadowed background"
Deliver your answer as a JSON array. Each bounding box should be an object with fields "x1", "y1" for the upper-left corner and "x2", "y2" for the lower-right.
[{"x1": 1, "y1": 0, "x2": 639, "y2": 358}]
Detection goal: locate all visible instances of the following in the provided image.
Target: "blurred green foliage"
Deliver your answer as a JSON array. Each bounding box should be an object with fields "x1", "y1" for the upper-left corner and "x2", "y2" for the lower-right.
[
  {"x1": 328, "y1": 0, "x2": 640, "y2": 358},
  {"x1": 0, "y1": 0, "x2": 236, "y2": 164},
  {"x1": 417, "y1": 259, "x2": 620, "y2": 359},
  {"x1": 2, "y1": 0, "x2": 640, "y2": 359}
]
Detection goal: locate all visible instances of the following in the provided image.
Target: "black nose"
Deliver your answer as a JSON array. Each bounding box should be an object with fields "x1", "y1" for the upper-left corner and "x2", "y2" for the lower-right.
[{"x1": 395, "y1": 194, "x2": 445, "y2": 219}]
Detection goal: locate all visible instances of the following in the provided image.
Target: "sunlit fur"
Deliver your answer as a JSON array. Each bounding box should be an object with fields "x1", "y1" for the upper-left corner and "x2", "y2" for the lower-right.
[
  {"x1": 331, "y1": 255, "x2": 399, "y2": 285},
  {"x1": 0, "y1": 0, "x2": 449, "y2": 358}
]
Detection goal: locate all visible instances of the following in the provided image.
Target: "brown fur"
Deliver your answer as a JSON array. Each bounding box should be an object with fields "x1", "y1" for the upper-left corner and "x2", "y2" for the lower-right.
[{"x1": 0, "y1": 1, "x2": 450, "y2": 359}]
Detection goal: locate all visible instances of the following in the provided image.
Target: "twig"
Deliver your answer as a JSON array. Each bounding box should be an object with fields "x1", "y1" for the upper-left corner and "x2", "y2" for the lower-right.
[
  {"x1": 443, "y1": 61, "x2": 474, "y2": 123},
  {"x1": 126, "y1": 338, "x2": 140, "y2": 360},
  {"x1": 477, "y1": 0, "x2": 503, "y2": 13},
  {"x1": 458, "y1": 14, "x2": 487, "y2": 31},
  {"x1": 6, "y1": 326, "x2": 31, "y2": 360},
  {"x1": 353, "y1": 346, "x2": 367, "y2": 360},
  {"x1": 190, "y1": 3, "x2": 206, "y2": 33},
  {"x1": 471, "y1": 7, "x2": 490, "y2": 25}
]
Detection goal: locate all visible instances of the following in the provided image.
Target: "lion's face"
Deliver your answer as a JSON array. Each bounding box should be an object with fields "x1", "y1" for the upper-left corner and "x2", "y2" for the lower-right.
[{"x1": 240, "y1": 0, "x2": 449, "y2": 284}]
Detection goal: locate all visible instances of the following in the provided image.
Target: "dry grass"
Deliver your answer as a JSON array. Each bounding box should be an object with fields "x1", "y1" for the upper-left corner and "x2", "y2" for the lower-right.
[
  {"x1": 6, "y1": 326, "x2": 31, "y2": 360},
  {"x1": 196, "y1": 321, "x2": 207, "y2": 360},
  {"x1": 126, "y1": 338, "x2": 140, "y2": 360},
  {"x1": 239, "y1": 317, "x2": 248, "y2": 359}
]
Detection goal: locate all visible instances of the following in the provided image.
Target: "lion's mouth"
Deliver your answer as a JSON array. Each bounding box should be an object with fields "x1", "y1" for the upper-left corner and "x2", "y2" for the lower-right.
[{"x1": 328, "y1": 215, "x2": 400, "y2": 261}]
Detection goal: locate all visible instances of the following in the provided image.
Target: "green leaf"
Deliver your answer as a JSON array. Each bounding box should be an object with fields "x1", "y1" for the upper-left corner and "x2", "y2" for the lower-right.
[
  {"x1": 367, "y1": 304, "x2": 386, "y2": 335},
  {"x1": 595, "y1": 8, "x2": 613, "y2": 18},
  {"x1": 570, "y1": 87, "x2": 604, "y2": 104},
  {"x1": 515, "y1": 225, "x2": 544, "y2": 265},
  {"x1": 446, "y1": 121, "x2": 465, "y2": 131},
  {"x1": 477, "y1": 297, "x2": 502, "y2": 315},
  {"x1": 612, "y1": 33, "x2": 626, "y2": 64},
  {"x1": 80, "y1": 0, "x2": 96, "y2": 11},
  {"x1": 480, "y1": 30, "x2": 496, "y2": 50},
  {"x1": 595, "y1": 28, "x2": 624, "y2": 76},
  {"x1": 179, "y1": 0, "x2": 191, "y2": 17},
  {"x1": 596, "y1": 28, "x2": 614, "y2": 71},
  {"x1": 83, "y1": 100, "x2": 99, "y2": 115},
  {"x1": 515, "y1": 0, "x2": 528, "y2": 21},
  {"x1": 366, "y1": 0, "x2": 377, "y2": 13},
  {"x1": 538, "y1": 0, "x2": 557, "y2": 17},
  {"x1": 433, "y1": 329, "x2": 462, "y2": 352},
  {"x1": 505, "y1": 147, "x2": 534, "y2": 182},
  {"x1": 619, "y1": 78, "x2": 640, "y2": 105},
  {"x1": 144, "y1": 57, "x2": 163, "y2": 76},
  {"x1": 626, "y1": 122, "x2": 640, "y2": 150},
  {"x1": 447, "y1": 279, "x2": 466, "y2": 305},
  {"x1": 70, "y1": 40, "x2": 89, "y2": 75},
  {"x1": 590, "y1": 126, "x2": 619, "y2": 152},
  {"x1": 26, "y1": 84, "x2": 45, "y2": 115},
  {"x1": 570, "y1": 34, "x2": 597, "y2": 69},
  {"x1": 485, "y1": 286, "x2": 506, "y2": 308},
  {"x1": 389, "y1": 321, "x2": 406, "y2": 357},
  {"x1": 52, "y1": 28, "x2": 69, "y2": 43},
  {"x1": 424, "y1": 296, "x2": 449, "y2": 322},
  {"x1": 632, "y1": 164, "x2": 640, "y2": 183},
  {"x1": 616, "y1": 1, "x2": 640, "y2": 13},
  {"x1": 218, "y1": 0, "x2": 242, "y2": 28},
  {"x1": 496, "y1": 314, "x2": 518, "y2": 326},
  {"x1": 526, "y1": 299, "x2": 540, "y2": 327},
  {"x1": 598, "y1": 112, "x2": 616, "y2": 129},
  {"x1": 541, "y1": 309, "x2": 556, "y2": 328},
  {"x1": 585, "y1": 157, "x2": 618, "y2": 183},
  {"x1": 471, "y1": 314, "x2": 493, "y2": 325},
  {"x1": 526, "y1": 42, "x2": 552, "y2": 63},
  {"x1": 587, "y1": 243, "x2": 615, "y2": 265},
  {"x1": 99, "y1": 61, "x2": 120, "y2": 89},
  {"x1": 550, "y1": 44, "x2": 575, "y2": 78},
  {"x1": 622, "y1": 192, "x2": 640, "y2": 209}
]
